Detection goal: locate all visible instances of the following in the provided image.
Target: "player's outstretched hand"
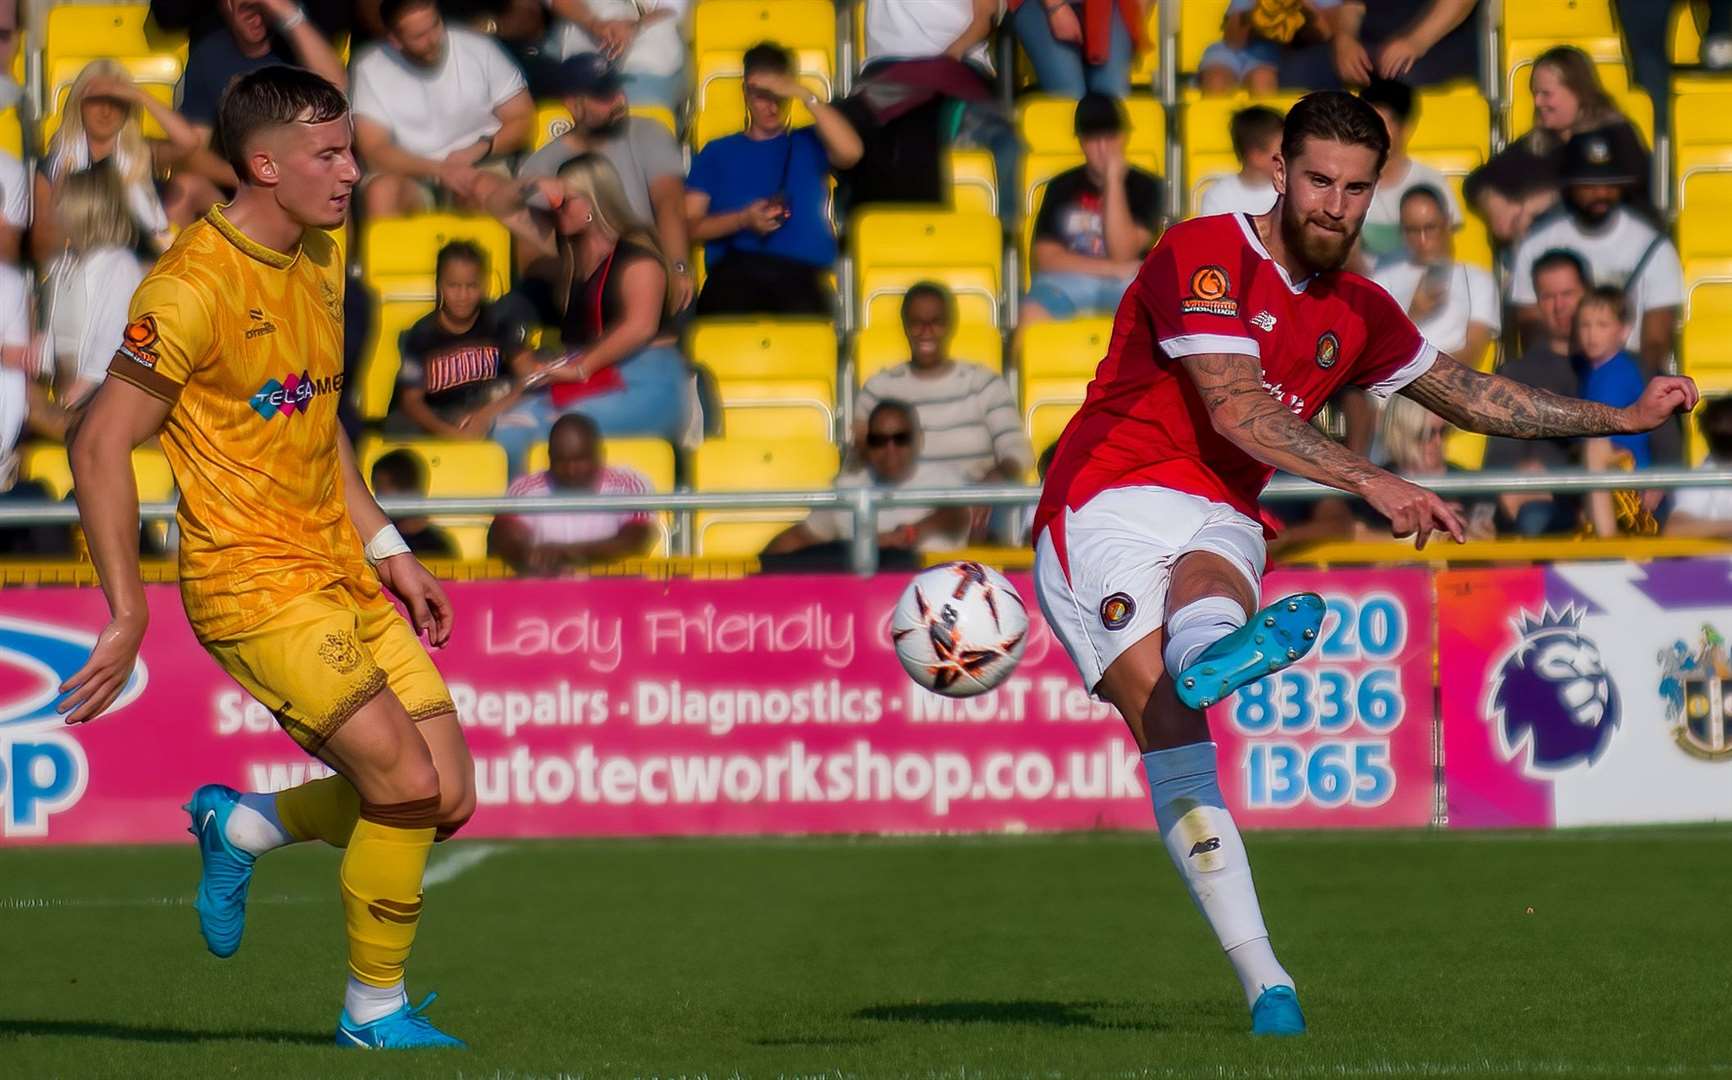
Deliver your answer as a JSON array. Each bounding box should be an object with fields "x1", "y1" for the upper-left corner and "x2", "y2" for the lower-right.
[
  {"x1": 377, "y1": 555, "x2": 454, "y2": 648},
  {"x1": 58, "y1": 614, "x2": 146, "y2": 724},
  {"x1": 1622, "y1": 376, "x2": 1699, "y2": 433},
  {"x1": 1361, "y1": 473, "x2": 1466, "y2": 550}
]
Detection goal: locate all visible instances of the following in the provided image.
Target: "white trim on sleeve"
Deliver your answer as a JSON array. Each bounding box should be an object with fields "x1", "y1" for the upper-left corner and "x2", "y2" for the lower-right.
[
  {"x1": 1159, "y1": 333, "x2": 1261, "y2": 359},
  {"x1": 1362, "y1": 340, "x2": 1440, "y2": 400}
]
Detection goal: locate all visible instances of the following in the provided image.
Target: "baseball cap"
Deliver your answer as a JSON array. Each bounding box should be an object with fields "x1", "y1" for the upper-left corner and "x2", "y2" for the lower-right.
[
  {"x1": 548, "y1": 53, "x2": 623, "y2": 97},
  {"x1": 1560, "y1": 131, "x2": 1637, "y2": 186},
  {"x1": 1074, "y1": 92, "x2": 1126, "y2": 137}
]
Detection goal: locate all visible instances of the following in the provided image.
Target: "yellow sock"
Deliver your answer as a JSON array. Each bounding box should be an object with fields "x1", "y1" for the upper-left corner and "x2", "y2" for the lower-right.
[
  {"x1": 340, "y1": 800, "x2": 438, "y2": 989},
  {"x1": 275, "y1": 774, "x2": 361, "y2": 848}
]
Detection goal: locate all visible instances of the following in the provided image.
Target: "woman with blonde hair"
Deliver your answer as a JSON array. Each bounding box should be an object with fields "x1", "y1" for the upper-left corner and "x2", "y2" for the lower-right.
[
  {"x1": 43, "y1": 167, "x2": 145, "y2": 406},
  {"x1": 31, "y1": 59, "x2": 210, "y2": 261},
  {"x1": 490, "y1": 151, "x2": 688, "y2": 470},
  {"x1": 1362, "y1": 396, "x2": 1496, "y2": 542}
]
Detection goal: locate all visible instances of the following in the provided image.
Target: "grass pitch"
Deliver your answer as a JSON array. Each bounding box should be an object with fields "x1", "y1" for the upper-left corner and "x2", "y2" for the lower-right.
[{"x1": 2, "y1": 828, "x2": 1728, "y2": 1079}]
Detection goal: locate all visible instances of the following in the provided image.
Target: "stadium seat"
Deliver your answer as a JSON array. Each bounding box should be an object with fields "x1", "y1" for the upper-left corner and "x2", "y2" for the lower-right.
[
  {"x1": 1675, "y1": 89, "x2": 1732, "y2": 258},
  {"x1": 1683, "y1": 315, "x2": 1732, "y2": 393},
  {"x1": 691, "y1": 437, "x2": 840, "y2": 557},
  {"x1": 0, "y1": 108, "x2": 19, "y2": 157},
  {"x1": 359, "y1": 439, "x2": 509, "y2": 561},
  {"x1": 852, "y1": 209, "x2": 1003, "y2": 328},
  {"x1": 1181, "y1": 93, "x2": 1300, "y2": 214},
  {"x1": 687, "y1": 318, "x2": 839, "y2": 441},
  {"x1": 691, "y1": 60, "x2": 829, "y2": 150},
  {"x1": 361, "y1": 215, "x2": 511, "y2": 303},
  {"x1": 851, "y1": 321, "x2": 1002, "y2": 386},
  {"x1": 19, "y1": 444, "x2": 175, "y2": 503},
  {"x1": 1178, "y1": 0, "x2": 1231, "y2": 77},
  {"x1": 532, "y1": 101, "x2": 574, "y2": 152},
  {"x1": 1017, "y1": 318, "x2": 1112, "y2": 465},
  {"x1": 356, "y1": 300, "x2": 431, "y2": 421},
  {"x1": 1684, "y1": 258, "x2": 1732, "y2": 386},
  {"x1": 693, "y1": 0, "x2": 836, "y2": 73},
  {"x1": 43, "y1": 6, "x2": 188, "y2": 141},
  {"x1": 1129, "y1": 1, "x2": 1163, "y2": 87},
  {"x1": 1445, "y1": 173, "x2": 1494, "y2": 272},
  {"x1": 949, "y1": 149, "x2": 997, "y2": 214},
  {"x1": 1408, "y1": 84, "x2": 1491, "y2": 175},
  {"x1": 523, "y1": 436, "x2": 677, "y2": 555}
]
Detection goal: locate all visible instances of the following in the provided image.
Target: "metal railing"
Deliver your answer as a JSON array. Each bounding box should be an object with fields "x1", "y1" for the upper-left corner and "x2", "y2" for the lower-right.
[{"x1": 3, "y1": 467, "x2": 1730, "y2": 576}]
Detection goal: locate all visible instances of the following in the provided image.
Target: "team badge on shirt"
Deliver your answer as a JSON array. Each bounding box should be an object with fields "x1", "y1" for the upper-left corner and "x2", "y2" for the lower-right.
[
  {"x1": 1315, "y1": 331, "x2": 1340, "y2": 369},
  {"x1": 1180, "y1": 265, "x2": 1238, "y2": 317},
  {"x1": 1100, "y1": 593, "x2": 1136, "y2": 631},
  {"x1": 115, "y1": 315, "x2": 161, "y2": 370}
]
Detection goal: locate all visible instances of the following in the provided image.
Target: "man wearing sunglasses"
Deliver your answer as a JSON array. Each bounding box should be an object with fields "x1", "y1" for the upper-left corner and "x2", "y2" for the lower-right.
[{"x1": 764, "y1": 400, "x2": 972, "y2": 559}]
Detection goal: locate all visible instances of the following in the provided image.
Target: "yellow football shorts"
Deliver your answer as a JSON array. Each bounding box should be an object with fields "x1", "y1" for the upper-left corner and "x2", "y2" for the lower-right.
[{"x1": 205, "y1": 584, "x2": 455, "y2": 754}]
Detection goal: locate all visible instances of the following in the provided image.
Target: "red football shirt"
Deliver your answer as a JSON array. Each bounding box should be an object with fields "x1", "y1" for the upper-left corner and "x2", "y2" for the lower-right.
[{"x1": 1034, "y1": 211, "x2": 1436, "y2": 543}]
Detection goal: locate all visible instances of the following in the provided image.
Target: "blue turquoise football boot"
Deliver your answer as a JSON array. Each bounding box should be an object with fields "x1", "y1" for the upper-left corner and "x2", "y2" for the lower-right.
[
  {"x1": 1250, "y1": 985, "x2": 1307, "y2": 1035},
  {"x1": 1175, "y1": 593, "x2": 1327, "y2": 710},
  {"x1": 184, "y1": 783, "x2": 255, "y2": 958},
  {"x1": 336, "y1": 994, "x2": 467, "y2": 1049}
]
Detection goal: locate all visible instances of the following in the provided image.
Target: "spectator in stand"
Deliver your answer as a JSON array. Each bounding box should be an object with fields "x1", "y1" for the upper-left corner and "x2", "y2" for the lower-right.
[
  {"x1": 1283, "y1": 0, "x2": 1478, "y2": 90},
  {"x1": 1371, "y1": 186, "x2": 1497, "y2": 368},
  {"x1": 1572, "y1": 285, "x2": 1658, "y2": 538},
  {"x1": 1665, "y1": 398, "x2": 1732, "y2": 537},
  {"x1": 1508, "y1": 131, "x2": 1682, "y2": 385},
  {"x1": 492, "y1": 153, "x2": 688, "y2": 463},
  {"x1": 1464, "y1": 47, "x2": 1650, "y2": 247},
  {"x1": 368, "y1": 449, "x2": 460, "y2": 558},
  {"x1": 352, "y1": 0, "x2": 535, "y2": 217},
  {"x1": 545, "y1": 0, "x2": 691, "y2": 111},
  {"x1": 0, "y1": 141, "x2": 27, "y2": 265},
  {"x1": 1617, "y1": 0, "x2": 1732, "y2": 136},
  {"x1": 487, "y1": 413, "x2": 656, "y2": 574},
  {"x1": 1006, "y1": 0, "x2": 1145, "y2": 99},
  {"x1": 764, "y1": 400, "x2": 973, "y2": 560},
  {"x1": 1200, "y1": 105, "x2": 1282, "y2": 216},
  {"x1": 43, "y1": 169, "x2": 146, "y2": 408},
  {"x1": 685, "y1": 43, "x2": 861, "y2": 316},
  {"x1": 1356, "y1": 78, "x2": 1460, "y2": 264},
  {"x1": 179, "y1": 1, "x2": 349, "y2": 144},
  {"x1": 856, "y1": 283, "x2": 1033, "y2": 488},
  {"x1": 0, "y1": 353, "x2": 73, "y2": 556},
  {"x1": 1199, "y1": 0, "x2": 1339, "y2": 95},
  {"x1": 32, "y1": 61, "x2": 209, "y2": 260},
  {"x1": 387, "y1": 241, "x2": 534, "y2": 441},
  {"x1": 1021, "y1": 94, "x2": 1163, "y2": 327},
  {"x1": 1361, "y1": 395, "x2": 1496, "y2": 541},
  {"x1": 516, "y1": 54, "x2": 692, "y2": 308},
  {"x1": 1483, "y1": 249, "x2": 1587, "y2": 536},
  {"x1": 0, "y1": 1, "x2": 18, "y2": 110},
  {"x1": 150, "y1": 0, "x2": 353, "y2": 38}
]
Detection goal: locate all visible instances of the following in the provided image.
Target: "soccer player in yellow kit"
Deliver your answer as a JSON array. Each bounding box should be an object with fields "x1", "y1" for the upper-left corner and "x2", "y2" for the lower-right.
[{"x1": 62, "y1": 67, "x2": 472, "y2": 1050}]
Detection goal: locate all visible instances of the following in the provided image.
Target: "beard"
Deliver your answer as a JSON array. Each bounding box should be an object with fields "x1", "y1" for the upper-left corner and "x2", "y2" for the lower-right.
[
  {"x1": 1567, "y1": 199, "x2": 1616, "y2": 228},
  {"x1": 590, "y1": 112, "x2": 629, "y2": 140},
  {"x1": 1279, "y1": 198, "x2": 1359, "y2": 274}
]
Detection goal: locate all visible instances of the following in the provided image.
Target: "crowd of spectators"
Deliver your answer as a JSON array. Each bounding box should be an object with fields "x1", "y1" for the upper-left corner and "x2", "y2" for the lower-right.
[{"x1": 0, "y1": 0, "x2": 1727, "y2": 567}]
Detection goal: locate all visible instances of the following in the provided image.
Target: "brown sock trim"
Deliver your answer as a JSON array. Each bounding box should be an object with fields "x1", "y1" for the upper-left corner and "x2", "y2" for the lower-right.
[{"x1": 359, "y1": 794, "x2": 442, "y2": 829}]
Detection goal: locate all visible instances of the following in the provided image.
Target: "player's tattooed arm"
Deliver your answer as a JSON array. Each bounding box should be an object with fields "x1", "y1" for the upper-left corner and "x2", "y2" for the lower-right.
[{"x1": 1400, "y1": 352, "x2": 1700, "y2": 439}]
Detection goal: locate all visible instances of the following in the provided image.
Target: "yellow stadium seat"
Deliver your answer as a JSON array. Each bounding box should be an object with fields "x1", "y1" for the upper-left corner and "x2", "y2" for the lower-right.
[
  {"x1": 1179, "y1": 0, "x2": 1231, "y2": 76},
  {"x1": 691, "y1": 59, "x2": 829, "y2": 150},
  {"x1": 1444, "y1": 429, "x2": 1488, "y2": 471},
  {"x1": 1683, "y1": 315, "x2": 1732, "y2": 392},
  {"x1": 18, "y1": 444, "x2": 175, "y2": 503},
  {"x1": 1503, "y1": 0, "x2": 1617, "y2": 41},
  {"x1": 693, "y1": 0, "x2": 836, "y2": 72},
  {"x1": 1028, "y1": 406, "x2": 1075, "y2": 472},
  {"x1": 852, "y1": 209, "x2": 1003, "y2": 329},
  {"x1": 1443, "y1": 173, "x2": 1493, "y2": 271},
  {"x1": 532, "y1": 101, "x2": 574, "y2": 152},
  {"x1": 1675, "y1": 90, "x2": 1732, "y2": 251},
  {"x1": 692, "y1": 437, "x2": 841, "y2": 557},
  {"x1": 1673, "y1": 1, "x2": 1706, "y2": 64},
  {"x1": 1017, "y1": 318, "x2": 1112, "y2": 458},
  {"x1": 852, "y1": 321, "x2": 1002, "y2": 385},
  {"x1": 688, "y1": 318, "x2": 838, "y2": 442},
  {"x1": 523, "y1": 436, "x2": 676, "y2": 555},
  {"x1": 1129, "y1": 1, "x2": 1163, "y2": 87},
  {"x1": 1181, "y1": 93, "x2": 1300, "y2": 213},
  {"x1": 46, "y1": 5, "x2": 188, "y2": 65},
  {"x1": 360, "y1": 439, "x2": 509, "y2": 561},
  {"x1": 0, "y1": 108, "x2": 19, "y2": 157},
  {"x1": 356, "y1": 300, "x2": 431, "y2": 421},
  {"x1": 1409, "y1": 84, "x2": 1490, "y2": 168},
  {"x1": 361, "y1": 215, "x2": 511, "y2": 303},
  {"x1": 949, "y1": 149, "x2": 997, "y2": 214}
]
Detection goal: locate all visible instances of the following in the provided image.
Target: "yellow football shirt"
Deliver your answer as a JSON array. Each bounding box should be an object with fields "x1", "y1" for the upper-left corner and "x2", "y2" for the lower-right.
[{"x1": 107, "y1": 207, "x2": 377, "y2": 643}]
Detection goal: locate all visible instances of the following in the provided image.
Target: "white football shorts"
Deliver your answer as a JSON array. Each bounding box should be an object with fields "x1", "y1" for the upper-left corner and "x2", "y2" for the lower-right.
[{"x1": 1033, "y1": 485, "x2": 1267, "y2": 692}]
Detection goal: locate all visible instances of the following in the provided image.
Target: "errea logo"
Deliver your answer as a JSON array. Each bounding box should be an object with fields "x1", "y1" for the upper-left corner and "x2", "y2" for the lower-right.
[{"x1": 251, "y1": 370, "x2": 344, "y2": 420}]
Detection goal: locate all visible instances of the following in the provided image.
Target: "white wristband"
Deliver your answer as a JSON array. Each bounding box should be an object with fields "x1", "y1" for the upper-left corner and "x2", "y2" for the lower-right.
[
  {"x1": 364, "y1": 523, "x2": 412, "y2": 567},
  {"x1": 277, "y1": 7, "x2": 307, "y2": 32}
]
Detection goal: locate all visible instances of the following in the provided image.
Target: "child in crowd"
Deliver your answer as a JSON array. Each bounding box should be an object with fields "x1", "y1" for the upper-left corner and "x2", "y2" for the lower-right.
[
  {"x1": 370, "y1": 450, "x2": 460, "y2": 559},
  {"x1": 1200, "y1": 105, "x2": 1283, "y2": 216},
  {"x1": 1573, "y1": 285, "x2": 1657, "y2": 535}
]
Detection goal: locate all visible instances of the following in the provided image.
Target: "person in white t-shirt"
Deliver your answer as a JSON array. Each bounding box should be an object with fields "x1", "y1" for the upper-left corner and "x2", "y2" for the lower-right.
[
  {"x1": 1356, "y1": 79, "x2": 1461, "y2": 264},
  {"x1": 352, "y1": 0, "x2": 535, "y2": 217},
  {"x1": 544, "y1": 0, "x2": 691, "y2": 111},
  {"x1": 1665, "y1": 399, "x2": 1732, "y2": 536},
  {"x1": 865, "y1": 0, "x2": 997, "y2": 73},
  {"x1": 0, "y1": 147, "x2": 27, "y2": 264},
  {"x1": 43, "y1": 168, "x2": 145, "y2": 406},
  {"x1": 486, "y1": 413, "x2": 656, "y2": 574},
  {"x1": 1508, "y1": 130, "x2": 1683, "y2": 375},
  {"x1": 1198, "y1": 105, "x2": 1281, "y2": 217},
  {"x1": 0, "y1": 335, "x2": 73, "y2": 556},
  {"x1": 1372, "y1": 185, "x2": 1499, "y2": 367}
]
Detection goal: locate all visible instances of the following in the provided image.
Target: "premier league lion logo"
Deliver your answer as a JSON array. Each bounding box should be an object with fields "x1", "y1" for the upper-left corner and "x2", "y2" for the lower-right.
[{"x1": 1487, "y1": 606, "x2": 1620, "y2": 774}]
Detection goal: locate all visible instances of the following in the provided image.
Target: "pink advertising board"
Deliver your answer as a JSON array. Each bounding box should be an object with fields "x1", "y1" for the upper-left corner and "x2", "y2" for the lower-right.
[{"x1": 0, "y1": 569, "x2": 1434, "y2": 845}]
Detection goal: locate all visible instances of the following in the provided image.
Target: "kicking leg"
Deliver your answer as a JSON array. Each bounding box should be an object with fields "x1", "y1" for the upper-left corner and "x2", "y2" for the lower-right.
[{"x1": 416, "y1": 711, "x2": 476, "y2": 841}]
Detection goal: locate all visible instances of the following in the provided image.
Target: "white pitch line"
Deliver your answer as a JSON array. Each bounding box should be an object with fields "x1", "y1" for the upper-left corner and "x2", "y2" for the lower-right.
[
  {"x1": 0, "y1": 895, "x2": 317, "y2": 911},
  {"x1": 422, "y1": 842, "x2": 503, "y2": 889}
]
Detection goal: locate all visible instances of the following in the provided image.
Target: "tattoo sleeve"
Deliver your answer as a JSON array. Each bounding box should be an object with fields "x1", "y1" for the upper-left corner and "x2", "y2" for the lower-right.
[
  {"x1": 1179, "y1": 352, "x2": 1384, "y2": 496},
  {"x1": 1399, "y1": 352, "x2": 1630, "y2": 438}
]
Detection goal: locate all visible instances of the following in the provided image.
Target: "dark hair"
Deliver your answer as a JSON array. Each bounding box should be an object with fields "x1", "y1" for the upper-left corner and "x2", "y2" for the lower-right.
[
  {"x1": 371, "y1": 449, "x2": 427, "y2": 493},
  {"x1": 1578, "y1": 283, "x2": 1630, "y2": 324},
  {"x1": 742, "y1": 42, "x2": 793, "y2": 77},
  {"x1": 550, "y1": 412, "x2": 600, "y2": 445},
  {"x1": 435, "y1": 239, "x2": 486, "y2": 281},
  {"x1": 1531, "y1": 247, "x2": 1589, "y2": 290},
  {"x1": 1399, "y1": 184, "x2": 1449, "y2": 216},
  {"x1": 1280, "y1": 90, "x2": 1391, "y2": 175},
  {"x1": 1229, "y1": 105, "x2": 1285, "y2": 161},
  {"x1": 1036, "y1": 442, "x2": 1058, "y2": 480},
  {"x1": 1700, "y1": 397, "x2": 1732, "y2": 460},
  {"x1": 216, "y1": 65, "x2": 349, "y2": 177},
  {"x1": 867, "y1": 398, "x2": 917, "y2": 432},
  {"x1": 900, "y1": 281, "x2": 952, "y2": 321},
  {"x1": 380, "y1": 0, "x2": 439, "y2": 28},
  {"x1": 1358, "y1": 78, "x2": 1415, "y2": 125}
]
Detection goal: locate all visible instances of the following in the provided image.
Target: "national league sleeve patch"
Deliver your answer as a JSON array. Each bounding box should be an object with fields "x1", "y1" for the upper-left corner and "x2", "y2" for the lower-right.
[
  {"x1": 1179, "y1": 265, "x2": 1239, "y2": 317},
  {"x1": 115, "y1": 314, "x2": 161, "y2": 370}
]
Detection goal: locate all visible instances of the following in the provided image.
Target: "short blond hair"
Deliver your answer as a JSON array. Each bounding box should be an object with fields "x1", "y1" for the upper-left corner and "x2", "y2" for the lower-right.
[{"x1": 58, "y1": 166, "x2": 136, "y2": 252}]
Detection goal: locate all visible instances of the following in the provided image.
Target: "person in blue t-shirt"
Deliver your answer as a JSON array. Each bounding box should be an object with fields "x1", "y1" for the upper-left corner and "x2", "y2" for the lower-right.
[
  {"x1": 684, "y1": 41, "x2": 863, "y2": 316},
  {"x1": 1574, "y1": 284, "x2": 1659, "y2": 535}
]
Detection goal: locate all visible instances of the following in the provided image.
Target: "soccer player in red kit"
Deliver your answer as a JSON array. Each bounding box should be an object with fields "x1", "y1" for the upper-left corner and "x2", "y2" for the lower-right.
[{"x1": 1032, "y1": 91, "x2": 1696, "y2": 1035}]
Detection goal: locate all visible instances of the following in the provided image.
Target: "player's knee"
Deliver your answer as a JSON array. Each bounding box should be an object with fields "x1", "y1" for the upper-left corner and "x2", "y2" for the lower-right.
[{"x1": 434, "y1": 778, "x2": 476, "y2": 841}]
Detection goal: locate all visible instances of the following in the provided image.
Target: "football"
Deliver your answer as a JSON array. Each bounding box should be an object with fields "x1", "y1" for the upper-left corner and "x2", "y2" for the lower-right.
[{"x1": 891, "y1": 561, "x2": 1029, "y2": 697}]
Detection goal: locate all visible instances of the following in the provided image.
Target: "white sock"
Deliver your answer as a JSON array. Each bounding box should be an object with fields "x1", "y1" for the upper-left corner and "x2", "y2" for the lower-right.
[
  {"x1": 1143, "y1": 743, "x2": 1294, "y2": 1009},
  {"x1": 344, "y1": 976, "x2": 408, "y2": 1025},
  {"x1": 224, "y1": 793, "x2": 292, "y2": 856},
  {"x1": 1162, "y1": 596, "x2": 1246, "y2": 674}
]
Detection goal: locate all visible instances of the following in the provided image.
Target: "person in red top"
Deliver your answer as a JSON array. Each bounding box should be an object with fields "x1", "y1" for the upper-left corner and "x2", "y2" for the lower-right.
[{"x1": 1032, "y1": 90, "x2": 1697, "y2": 1037}]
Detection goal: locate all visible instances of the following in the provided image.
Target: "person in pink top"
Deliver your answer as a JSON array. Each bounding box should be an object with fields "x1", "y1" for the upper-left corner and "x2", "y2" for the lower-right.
[{"x1": 486, "y1": 413, "x2": 656, "y2": 574}]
